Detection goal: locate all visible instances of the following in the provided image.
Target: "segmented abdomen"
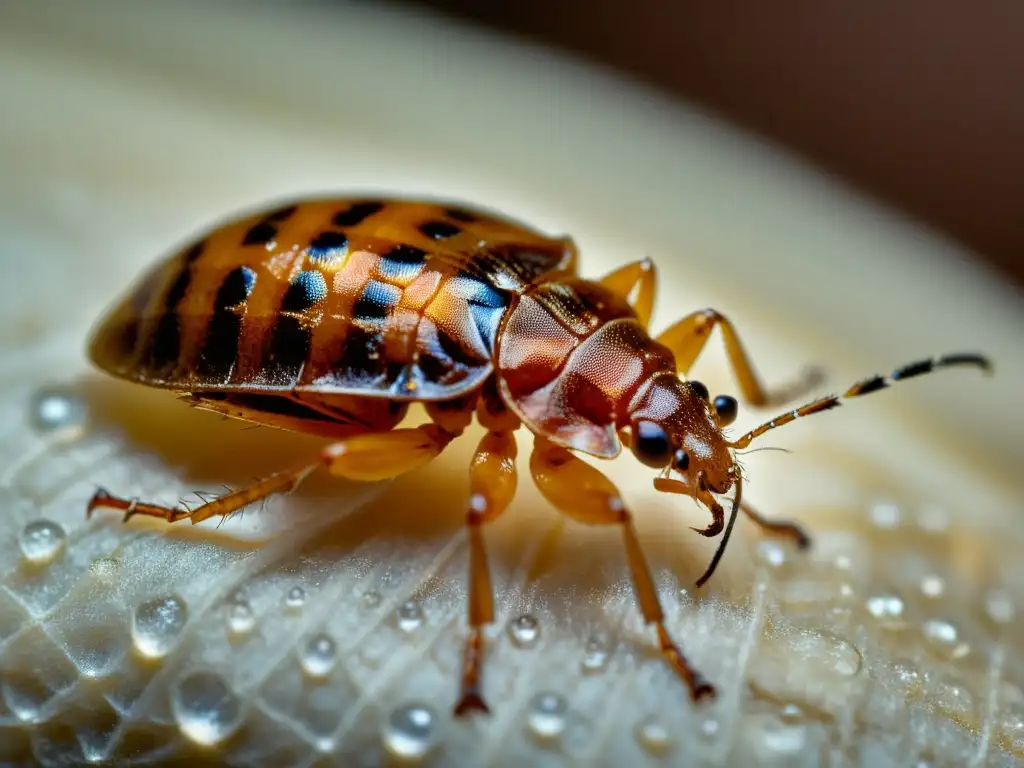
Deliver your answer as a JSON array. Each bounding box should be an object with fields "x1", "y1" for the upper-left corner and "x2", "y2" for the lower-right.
[{"x1": 89, "y1": 198, "x2": 577, "y2": 400}]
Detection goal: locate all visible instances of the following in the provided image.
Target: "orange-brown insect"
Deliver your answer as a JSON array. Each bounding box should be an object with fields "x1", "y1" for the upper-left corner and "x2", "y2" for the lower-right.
[{"x1": 87, "y1": 197, "x2": 991, "y2": 715}]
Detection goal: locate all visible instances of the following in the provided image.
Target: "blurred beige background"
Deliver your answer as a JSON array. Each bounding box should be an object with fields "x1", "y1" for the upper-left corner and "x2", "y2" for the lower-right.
[{"x1": 416, "y1": 0, "x2": 1024, "y2": 289}]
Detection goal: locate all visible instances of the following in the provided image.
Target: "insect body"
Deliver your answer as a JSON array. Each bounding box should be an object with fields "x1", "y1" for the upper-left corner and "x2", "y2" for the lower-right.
[{"x1": 87, "y1": 197, "x2": 991, "y2": 715}]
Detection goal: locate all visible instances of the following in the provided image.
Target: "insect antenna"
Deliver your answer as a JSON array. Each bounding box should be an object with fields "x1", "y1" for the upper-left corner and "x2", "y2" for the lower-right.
[
  {"x1": 695, "y1": 473, "x2": 743, "y2": 588},
  {"x1": 728, "y1": 352, "x2": 991, "y2": 450}
]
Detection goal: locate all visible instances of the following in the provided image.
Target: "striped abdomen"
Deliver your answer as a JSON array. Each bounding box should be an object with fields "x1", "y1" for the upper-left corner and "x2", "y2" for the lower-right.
[{"x1": 89, "y1": 198, "x2": 577, "y2": 401}]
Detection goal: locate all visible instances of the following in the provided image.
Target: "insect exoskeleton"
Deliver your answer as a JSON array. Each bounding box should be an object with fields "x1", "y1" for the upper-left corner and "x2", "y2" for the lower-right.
[{"x1": 86, "y1": 196, "x2": 993, "y2": 716}]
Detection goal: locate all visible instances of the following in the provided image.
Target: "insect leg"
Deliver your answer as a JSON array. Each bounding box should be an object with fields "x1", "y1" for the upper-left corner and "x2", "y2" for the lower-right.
[
  {"x1": 530, "y1": 438, "x2": 714, "y2": 701},
  {"x1": 89, "y1": 423, "x2": 458, "y2": 525},
  {"x1": 656, "y1": 309, "x2": 822, "y2": 407},
  {"x1": 321, "y1": 424, "x2": 457, "y2": 482},
  {"x1": 454, "y1": 429, "x2": 518, "y2": 717},
  {"x1": 598, "y1": 258, "x2": 657, "y2": 328},
  {"x1": 87, "y1": 463, "x2": 320, "y2": 525},
  {"x1": 653, "y1": 477, "x2": 810, "y2": 548}
]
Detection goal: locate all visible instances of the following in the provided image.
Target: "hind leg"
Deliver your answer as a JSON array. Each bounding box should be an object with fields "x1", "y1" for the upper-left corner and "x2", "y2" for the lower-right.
[{"x1": 88, "y1": 423, "x2": 458, "y2": 525}]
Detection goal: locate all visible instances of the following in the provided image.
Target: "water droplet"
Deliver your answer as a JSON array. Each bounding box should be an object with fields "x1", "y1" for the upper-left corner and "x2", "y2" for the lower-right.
[
  {"x1": 920, "y1": 574, "x2": 945, "y2": 598},
  {"x1": 984, "y1": 589, "x2": 1016, "y2": 624},
  {"x1": 396, "y1": 600, "x2": 424, "y2": 632},
  {"x1": 29, "y1": 387, "x2": 86, "y2": 436},
  {"x1": 866, "y1": 594, "x2": 905, "y2": 624},
  {"x1": 743, "y1": 713, "x2": 808, "y2": 757},
  {"x1": 527, "y1": 692, "x2": 568, "y2": 739},
  {"x1": 300, "y1": 633, "x2": 337, "y2": 678},
  {"x1": 508, "y1": 615, "x2": 540, "y2": 648},
  {"x1": 581, "y1": 634, "x2": 610, "y2": 674},
  {"x1": 361, "y1": 590, "x2": 382, "y2": 609},
  {"x1": 922, "y1": 619, "x2": 969, "y2": 659},
  {"x1": 132, "y1": 595, "x2": 188, "y2": 659},
  {"x1": 870, "y1": 501, "x2": 901, "y2": 529},
  {"x1": 382, "y1": 703, "x2": 437, "y2": 759},
  {"x1": 756, "y1": 540, "x2": 788, "y2": 568},
  {"x1": 634, "y1": 714, "x2": 672, "y2": 754},
  {"x1": 172, "y1": 671, "x2": 244, "y2": 746},
  {"x1": 284, "y1": 586, "x2": 306, "y2": 611},
  {"x1": 226, "y1": 600, "x2": 255, "y2": 636},
  {"x1": 699, "y1": 718, "x2": 720, "y2": 739},
  {"x1": 18, "y1": 519, "x2": 66, "y2": 564}
]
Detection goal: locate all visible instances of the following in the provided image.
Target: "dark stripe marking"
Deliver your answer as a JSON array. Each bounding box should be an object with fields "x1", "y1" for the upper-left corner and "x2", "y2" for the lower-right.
[
  {"x1": 183, "y1": 241, "x2": 205, "y2": 264},
  {"x1": 218, "y1": 266, "x2": 258, "y2": 307},
  {"x1": 265, "y1": 316, "x2": 311, "y2": 382},
  {"x1": 893, "y1": 359, "x2": 932, "y2": 380},
  {"x1": 939, "y1": 352, "x2": 991, "y2": 371},
  {"x1": 847, "y1": 375, "x2": 888, "y2": 396},
  {"x1": 377, "y1": 244, "x2": 429, "y2": 282},
  {"x1": 118, "y1": 318, "x2": 140, "y2": 358},
  {"x1": 242, "y1": 221, "x2": 277, "y2": 247},
  {"x1": 163, "y1": 266, "x2": 192, "y2": 309},
  {"x1": 147, "y1": 313, "x2": 181, "y2": 372},
  {"x1": 282, "y1": 270, "x2": 328, "y2": 312},
  {"x1": 419, "y1": 220, "x2": 462, "y2": 240},
  {"x1": 443, "y1": 207, "x2": 478, "y2": 223},
  {"x1": 333, "y1": 201, "x2": 384, "y2": 227},
  {"x1": 353, "y1": 280, "x2": 401, "y2": 322},
  {"x1": 265, "y1": 204, "x2": 298, "y2": 223},
  {"x1": 436, "y1": 326, "x2": 485, "y2": 368},
  {"x1": 332, "y1": 325, "x2": 385, "y2": 383},
  {"x1": 383, "y1": 244, "x2": 428, "y2": 264},
  {"x1": 196, "y1": 267, "x2": 257, "y2": 379},
  {"x1": 307, "y1": 231, "x2": 349, "y2": 266}
]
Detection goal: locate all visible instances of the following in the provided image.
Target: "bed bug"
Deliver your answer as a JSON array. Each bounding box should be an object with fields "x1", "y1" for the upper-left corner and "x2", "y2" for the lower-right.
[{"x1": 86, "y1": 196, "x2": 992, "y2": 715}]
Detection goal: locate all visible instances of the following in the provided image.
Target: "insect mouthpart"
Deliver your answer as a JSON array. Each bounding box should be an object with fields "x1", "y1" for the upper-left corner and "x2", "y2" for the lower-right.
[{"x1": 694, "y1": 473, "x2": 744, "y2": 588}]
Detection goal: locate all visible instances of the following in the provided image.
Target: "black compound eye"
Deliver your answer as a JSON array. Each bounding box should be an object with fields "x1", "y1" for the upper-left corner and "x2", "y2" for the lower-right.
[
  {"x1": 632, "y1": 420, "x2": 673, "y2": 468},
  {"x1": 713, "y1": 395, "x2": 738, "y2": 426},
  {"x1": 673, "y1": 448, "x2": 690, "y2": 472},
  {"x1": 689, "y1": 380, "x2": 709, "y2": 400}
]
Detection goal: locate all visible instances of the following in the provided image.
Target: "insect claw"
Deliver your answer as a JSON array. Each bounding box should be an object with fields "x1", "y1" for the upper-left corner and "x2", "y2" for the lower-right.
[
  {"x1": 689, "y1": 523, "x2": 723, "y2": 538},
  {"x1": 690, "y1": 676, "x2": 717, "y2": 701},
  {"x1": 86, "y1": 487, "x2": 112, "y2": 518},
  {"x1": 453, "y1": 693, "x2": 491, "y2": 718}
]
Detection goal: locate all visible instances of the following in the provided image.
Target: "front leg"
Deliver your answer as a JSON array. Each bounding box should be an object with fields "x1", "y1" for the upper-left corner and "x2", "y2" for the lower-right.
[
  {"x1": 529, "y1": 437, "x2": 714, "y2": 702},
  {"x1": 654, "y1": 476, "x2": 810, "y2": 548}
]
